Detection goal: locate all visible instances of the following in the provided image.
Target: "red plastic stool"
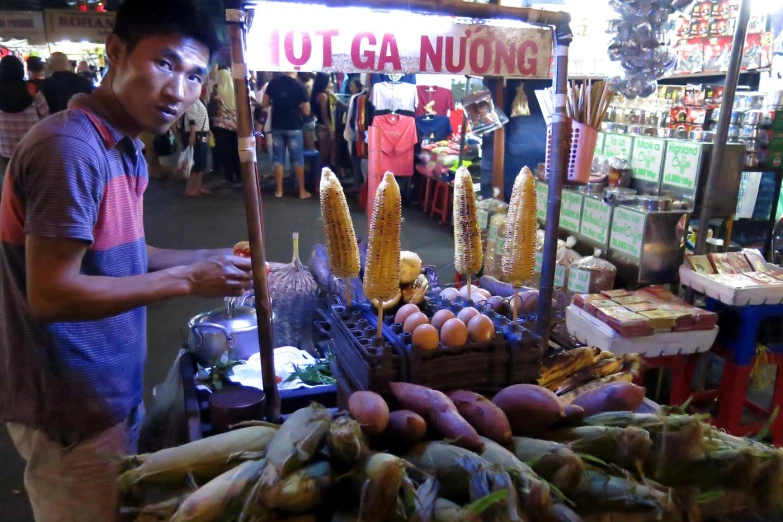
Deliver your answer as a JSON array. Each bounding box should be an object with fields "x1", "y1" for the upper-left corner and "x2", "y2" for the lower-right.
[
  {"x1": 430, "y1": 179, "x2": 452, "y2": 224},
  {"x1": 422, "y1": 176, "x2": 437, "y2": 214},
  {"x1": 358, "y1": 182, "x2": 368, "y2": 210},
  {"x1": 633, "y1": 354, "x2": 697, "y2": 406}
]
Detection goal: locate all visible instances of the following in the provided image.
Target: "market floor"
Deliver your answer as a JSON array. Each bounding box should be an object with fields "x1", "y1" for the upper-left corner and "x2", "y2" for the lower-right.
[{"x1": 0, "y1": 168, "x2": 456, "y2": 520}]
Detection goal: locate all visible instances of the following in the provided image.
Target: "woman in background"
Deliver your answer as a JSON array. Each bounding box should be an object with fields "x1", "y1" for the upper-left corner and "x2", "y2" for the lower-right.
[
  {"x1": 311, "y1": 72, "x2": 334, "y2": 168},
  {"x1": 211, "y1": 67, "x2": 241, "y2": 184},
  {"x1": 0, "y1": 55, "x2": 49, "y2": 195}
]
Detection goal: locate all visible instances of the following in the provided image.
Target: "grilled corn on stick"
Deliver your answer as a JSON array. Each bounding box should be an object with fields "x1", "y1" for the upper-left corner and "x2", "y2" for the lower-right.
[
  {"x1": 320, "y1": 167, "x2": 360, "y2": 305},
  {"x1": 363, "y1": 172, "x2": 401, "y2": 336},
  {"x1": 503, "y1": 167, "x2": 537, "y2": 324},
  {"x1": 453, "y1": 166, "x2": 483, "y2": 299}
]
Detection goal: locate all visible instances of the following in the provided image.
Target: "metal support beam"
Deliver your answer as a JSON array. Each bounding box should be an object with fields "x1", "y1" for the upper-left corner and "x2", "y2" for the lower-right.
[{"x1": 536, "y1": 24, "x2": 573, "y2": 349}]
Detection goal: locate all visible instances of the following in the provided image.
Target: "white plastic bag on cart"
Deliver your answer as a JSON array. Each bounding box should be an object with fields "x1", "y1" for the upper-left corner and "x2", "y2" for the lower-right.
[{"x1": 139, "y1": 349, "x2": 187, "y2": 452}]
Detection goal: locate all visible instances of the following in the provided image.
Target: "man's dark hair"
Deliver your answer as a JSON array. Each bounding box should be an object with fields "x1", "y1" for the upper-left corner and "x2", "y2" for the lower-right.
[
  {"x1": 113, "y1": 0, "x2": 220, "y2": 60},
  {"x1": 26, "y1": 56, "x2": 44, "y2": 73}
]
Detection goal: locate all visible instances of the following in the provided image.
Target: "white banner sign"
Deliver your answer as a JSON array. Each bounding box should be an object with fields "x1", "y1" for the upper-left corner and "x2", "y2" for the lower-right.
[
  {"x1": 0, "y1": 11, "x2": 46, "y2": 46},
  {"x1": 44, "y1": 9, "x2": 115, "y2": 45},
  {"x1": 246, "y1": 2, "x2": 552, "y2": 77}
]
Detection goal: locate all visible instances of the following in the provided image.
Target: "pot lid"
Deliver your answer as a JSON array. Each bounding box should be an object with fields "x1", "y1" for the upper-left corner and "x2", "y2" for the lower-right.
[{"x1": 192, "y1": 305, "x2": 258, "y2": 331}]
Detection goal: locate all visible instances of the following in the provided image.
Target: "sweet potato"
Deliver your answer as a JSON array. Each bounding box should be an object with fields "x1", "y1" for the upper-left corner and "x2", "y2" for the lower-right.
[
  {"x1": 447, "y1": 390, "x2": 512, "y2": 445},
  {"x1": 550, "y1": 404, "x2": 585, "y2": 429},
  {"x1": 492, "y1": 384, "x2": 565, "y2": 436},
  {"x1": 570, "y1": 381, "x2": 645, "y2": 417},
  {"x1": 389, "y1": 382, "x2": 483, "y2": 451},
  {"x1": 385, "y1": 410, "x2": 427, "y2": 445},
  {"x1": 348, "y1": 391, "x2": 390, "y2": 434}
]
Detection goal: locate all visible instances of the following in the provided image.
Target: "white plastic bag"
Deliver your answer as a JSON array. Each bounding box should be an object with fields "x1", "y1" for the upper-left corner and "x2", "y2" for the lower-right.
[{"x1": 176, "y1": 146, "x2": 193, "y2": 179}]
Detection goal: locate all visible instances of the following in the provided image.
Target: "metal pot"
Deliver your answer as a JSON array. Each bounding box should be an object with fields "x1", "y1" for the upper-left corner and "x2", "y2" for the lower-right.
[{"x1": 187, "y1": 296, "x2": 273, "y2": 365}]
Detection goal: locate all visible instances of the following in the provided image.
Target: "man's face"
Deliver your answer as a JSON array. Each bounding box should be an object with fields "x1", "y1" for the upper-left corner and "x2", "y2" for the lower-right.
[{"x1": 107, "y1": 33, "x2": 209, "y2": 136}]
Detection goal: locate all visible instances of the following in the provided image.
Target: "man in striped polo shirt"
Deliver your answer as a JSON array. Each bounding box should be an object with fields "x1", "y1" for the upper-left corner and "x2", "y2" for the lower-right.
[{"x1": 0, "y1": 1, "x2": 251, "y2": 519}]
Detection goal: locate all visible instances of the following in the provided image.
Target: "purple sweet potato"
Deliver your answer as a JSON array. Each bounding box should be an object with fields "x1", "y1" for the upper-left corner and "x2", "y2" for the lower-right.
[
  {"x1": 447, "y1": 390, "x2": 512, "y2": 445},
  {"x1": 348, "y1": 391, "x2": 390, "y2": 434},
  {"x1": 570, "y1": 382, "x2": 646, "y2": 417},
  {"x1": 385, "y1": 410, "x2": 428, "y2": 445},
  {"x1": 389, "y1": 382, "x2": 483, "y2": 451},
  {"x1": 550, "y1": 404, "x2": 586, "y2": 429},
  {"x1": 492, "y1": 384, "x2": 565, "y2": 436}
]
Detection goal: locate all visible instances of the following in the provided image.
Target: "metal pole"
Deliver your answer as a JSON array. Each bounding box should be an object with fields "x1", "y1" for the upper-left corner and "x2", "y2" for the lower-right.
[
  {"x1": 693, "y1": 0, "x2": 751, "y2": 256},
  {"x1": 225, "y1": 1, "x2": 281, "y2": 422},
  {"x1": 536, "y1": 23, "x2": 573, "y2": 348}
]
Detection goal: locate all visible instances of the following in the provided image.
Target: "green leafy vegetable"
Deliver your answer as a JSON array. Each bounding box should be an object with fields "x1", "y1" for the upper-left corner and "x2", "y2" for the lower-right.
[{"x1": 285, "y1": 357, "x2": 336, "y2": 386}]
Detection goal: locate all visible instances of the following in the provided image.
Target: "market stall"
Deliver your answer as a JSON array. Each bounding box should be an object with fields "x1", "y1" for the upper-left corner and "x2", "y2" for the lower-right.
[
  {"x1": 43, "y1": 8, "x2": 114, "y2": 72},
  {"x1": 0, "y1": 10, "x2": 48, "y2": 60}
]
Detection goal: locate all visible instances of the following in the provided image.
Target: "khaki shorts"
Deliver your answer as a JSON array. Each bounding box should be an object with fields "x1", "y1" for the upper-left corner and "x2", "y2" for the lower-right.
[{"x1": 7, "y1": 404, "x2": 144, "y2": 522}]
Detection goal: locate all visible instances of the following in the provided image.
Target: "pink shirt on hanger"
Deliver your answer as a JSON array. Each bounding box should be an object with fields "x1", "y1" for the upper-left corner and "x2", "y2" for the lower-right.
[{"x1": 373, "y1": 113, "x2": 417, "y2": 177}]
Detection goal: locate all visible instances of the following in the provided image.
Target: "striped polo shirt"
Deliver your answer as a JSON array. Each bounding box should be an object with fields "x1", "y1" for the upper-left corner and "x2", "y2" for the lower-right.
[{"x1": 0, "y1": 93, "x2": 148, "y2": 443}]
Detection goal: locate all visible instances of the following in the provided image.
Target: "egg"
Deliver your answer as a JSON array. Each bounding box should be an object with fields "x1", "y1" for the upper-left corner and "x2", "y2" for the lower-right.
[
  {"x1": 457, "y1": 307, "x2": 480, "y2": 325},
  {"x1": 476, "y1": 288, "x2": 491, "y2": 299},
  {"x1": 395, "y1": 303, "x2": 421, "y2": 325},
  {"x1": 440, "y1": 318, "x2": 468, "y2": 348},
  {"x1": 431, "y1": 309, "x2": 456, "y2": 331},
  {"x1": 412, "y1": 324, "x2": 440, "y2": 351},
  {"x1": 439, "y1": 287, "x2": 460, "y2": 301},
  {"x1": 468, "y1": 315, "x2": 496, "y2": 342},
  {"x1": 403, "y1": 312, "x2": 430, "y2": 334},
  {"x1": 459, "y1": 284, "x2": 481, "y2": 300}
]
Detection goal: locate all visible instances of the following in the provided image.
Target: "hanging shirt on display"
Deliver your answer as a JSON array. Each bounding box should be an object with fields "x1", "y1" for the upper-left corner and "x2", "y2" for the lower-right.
[
  {"x1": 415, "y1": 115, "x2": 451, "y2": 143},
  {"x1": 373, "y1": 113, "x2": 417, "y2": 177},
  {"x1": 371, "y1": 82, "x2": 418, "y2": 113},
  {"x1": 415, "y1": 86, "x2": 455, "y2": 116},
  {"x1": 450, "y1": 108, "x2": 471, "y2": 137}
]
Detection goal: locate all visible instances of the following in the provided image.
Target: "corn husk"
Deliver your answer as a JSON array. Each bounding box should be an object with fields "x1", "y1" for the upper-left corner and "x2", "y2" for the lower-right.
[
  {"x1": 479, "y1": 437, "x2": 558, "y2": 522},
  {"x1": 546, "y1": 426, "x2": 652, "y2": 470},
  {"x1": 488, "y1": 470, "x2": 525, "y2": 522},
  {"x1": 265, "y1": 461, "x2": 333, "y2": 513},
  {"x1": 260, "y1": 403, "x2": 332, "y2": 487},
  {"x1": 571, "y1": 469, "x2": 677, "y2": 518},
  {"x1": 400, "y1": 474, "x2": 439, "y2": 522},
  {"x1": 652, "y1": 448, "x2": 759, "y2": 491},
  {"x1": 354, "y1": 453, "x2": 406, "y2": 522},
  {"x1": 170, "y1": 459, "x2": 268, "y2": 522},
  {"x1": 402, "y1": 442, "x2": 494, "y2": 503},
  {"x1": 433, "y1": 498, "x2": 480, "y2": 522},
  {"x1": 752, "y1": 449, "x2": 783, "y2": 509},
  {"x1": 510, "y1": 437, "x2": 584, "y2": 494},
  {"x1": 328, "y1": 417, "x2": 369, "y2": 464},
  {"x1": 118, "y1": 426, "x2": 277, "y2": 494},
  {"x1": 124, "y1": 494, "x2": 190, "y2": 522}
]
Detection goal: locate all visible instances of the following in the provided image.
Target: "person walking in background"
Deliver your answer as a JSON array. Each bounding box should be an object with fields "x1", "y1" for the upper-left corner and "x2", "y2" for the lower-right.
[
  {"x1": 211, "y1": 67, "x2": 241, "y2": 184},
  {"x1": 25, "y1": 56, "x2": 46, "y2": 95},
  {"x1": 311, "y1": 72, "x2": 334, "y2": 168},
  {"x1": 263, "y1": 71, "x2": 311, "y2": 198},
  {"x1": 41, "y1": 52, "x2": 93, "y2": 114},
  {"x1": 0, "y1": 56, "x2": 49, "y2": 193},
  {"x1": 182, "y1": 96, "x2": 211, "y2": 197}
]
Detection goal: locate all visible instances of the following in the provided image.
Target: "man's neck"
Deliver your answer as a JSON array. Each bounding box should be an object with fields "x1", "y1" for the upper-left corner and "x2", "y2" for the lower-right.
[{"x1": 92, "y1": 85, "x2": 142, "y2": 139}]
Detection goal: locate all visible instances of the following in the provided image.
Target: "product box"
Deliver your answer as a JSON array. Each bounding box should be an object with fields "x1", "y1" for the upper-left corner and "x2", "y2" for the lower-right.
[
  {"x1": 748, "y1": 15, "x2": 767, "y2": 35},
  {"x1": 659, "y1": 85, "x2": 685, "y2": 105},
  {"x1": 708, "y1": 252, "x2": 752, "y2": 274},
  {"x1": 708, "y1": 19, "x2": 735, "y2": 38},
  {"x1": 704, "y1": 37, "x2": 732, "y2": 73},
  {"x1": 683, "y1": 84, "x2": 705, "y2": 106},
  {"x1": 704, "y1": 85, "x2": 724, "y2": 107},
  {"x1": 670, "y1": 106, "x2": 706, "y2": 125},
  {"x1": 708, "y1": 273, "x2": 760, "y2": 288},
  {"x1": 690, "y1": 19, "x2": 710, "y2": 38},
  {"x1": 685, "y1": 254, "x2": 716, "y2": 274},
  {"x1": 674, "y1": 40, "x2": 705, "y2": 75}
]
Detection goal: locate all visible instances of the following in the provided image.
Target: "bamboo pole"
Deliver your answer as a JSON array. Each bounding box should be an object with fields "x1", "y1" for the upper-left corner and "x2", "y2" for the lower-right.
[{"x1": 225, "y1": 2, "x2": 280, "y2": 422}]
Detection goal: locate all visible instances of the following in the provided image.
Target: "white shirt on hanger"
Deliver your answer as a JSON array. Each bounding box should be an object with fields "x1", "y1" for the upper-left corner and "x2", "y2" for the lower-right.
[{"x1": 371, "y1": 81, "x2": 418, "y2": 112}]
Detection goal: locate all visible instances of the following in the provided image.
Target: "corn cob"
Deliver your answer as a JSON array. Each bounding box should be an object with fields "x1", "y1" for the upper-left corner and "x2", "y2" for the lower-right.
[
  {"x1": 327, "y1": 417, "x2": 368, "y2": 464},
  {"x1": 453, "y1": 166, "x2": 483, "y2": 296},
  {"x1": 479, "y1": 437, "x2": 557, "y2": 521},
  {"x1": 170, "y1": 459, "x2": 267, "y2": 522},
  {"x1": 118, "y1": 426, "x2": 277, "y2": 495},
  {"x1": 572, "y1": 469, "x2": 676, "y2": 516},
  {"x1": 546, "y1": 425, "x2": 653, "y2": 470},
  {"x1": 320, "y1": 168, "x2": 360, "y2": 305},
  {"x1": 510, "y1": 437, "x2": 584, "y2": 494},
  {"x1": 403, "y1": 442, "x2": 495, "y2": 502},
  {"x1": 353, "y1": 453, "x2": 406, "y2": 522},
  {"x1": 265, "y1": 461, "x2": 334, "y2": 513},
  {"x1": 363, "y1": 172, "x2": 401, "y2": 335},
  {"x1": 502, "y1": 167, "x2": 537, "y2": 323},
  {"x1": 433, "y1": 498, "x2": 481, "y2": 522}
]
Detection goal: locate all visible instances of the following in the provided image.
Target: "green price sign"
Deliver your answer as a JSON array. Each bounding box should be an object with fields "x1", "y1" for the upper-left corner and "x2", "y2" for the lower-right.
[
  {"x1": 560, "y1": 190, "x2": 583, "y2": 234},
  {"x1": 610, "y1": 206, "x2": 645, "y2": 259},
  {"x1": 631, "y1": 137, "x2": 665, "y2": 183},
  {"x1": 555, "y1": 265, "x2": 566, "y2": 287},
  {"x1": 662, "y1": 141, "x2": 701, "y2": 189},
  {"x1": 580, "y1": 197, "x2": 611, "y2": 245},
  {"x1": 536, "y1": 180, "x2": 548, "y2": 222},
  {"x1": 603, "y1": 133, "x2": 633, "y2": 159},
  {"x1": 568, "y1": 268, "x2": 591, "y2": 294},
  {"x1": 594, "y1": 132, "x2": 606, "y2": 157},
  {"x1": 477, "y1": 209, "x2": 490, "y2": 230}
]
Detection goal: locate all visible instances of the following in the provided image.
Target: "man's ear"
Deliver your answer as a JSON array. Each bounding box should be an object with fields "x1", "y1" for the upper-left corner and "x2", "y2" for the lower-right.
[{"x1": 104, "y1": 34, "x2": 126, "y2": 67}]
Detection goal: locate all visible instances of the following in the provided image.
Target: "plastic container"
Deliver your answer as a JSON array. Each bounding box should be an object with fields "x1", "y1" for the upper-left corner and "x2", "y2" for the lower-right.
[
  {"x1": 545, "y1": 122, "x2": 598, "y2": 184},
  {"x1": 567, "y1": 249, "x2": 617, "y2": 295}
]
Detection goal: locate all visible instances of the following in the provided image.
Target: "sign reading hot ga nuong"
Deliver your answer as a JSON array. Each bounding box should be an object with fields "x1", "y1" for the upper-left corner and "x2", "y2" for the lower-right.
[{"x1": 246, "y1": 4, "x2": 552, "y2": 77}]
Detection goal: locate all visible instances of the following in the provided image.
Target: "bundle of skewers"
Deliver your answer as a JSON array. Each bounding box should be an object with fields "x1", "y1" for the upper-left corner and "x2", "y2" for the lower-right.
[{"x1": 535, "y1": 79, "x2": 615, "y2": 129}]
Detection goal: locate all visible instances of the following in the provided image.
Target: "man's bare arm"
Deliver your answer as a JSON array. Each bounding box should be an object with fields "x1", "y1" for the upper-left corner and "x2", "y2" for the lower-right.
[{"x1": 146, "y1": 245, "x2": 232, "y2": 272}]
